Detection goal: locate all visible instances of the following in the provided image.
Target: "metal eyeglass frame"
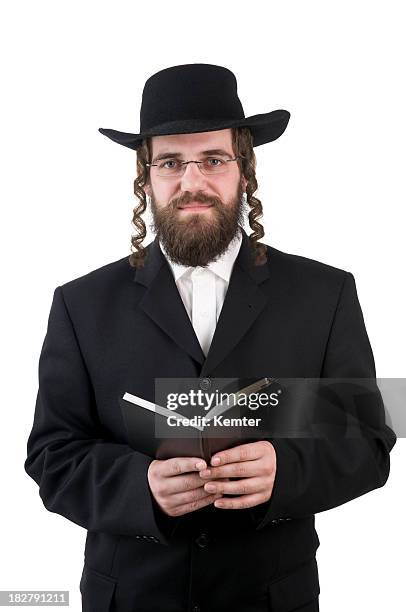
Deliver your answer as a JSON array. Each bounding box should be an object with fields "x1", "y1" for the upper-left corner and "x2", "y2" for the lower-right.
[{"x1": 146, "y1": 156, "x2": 241, "y2": 176}]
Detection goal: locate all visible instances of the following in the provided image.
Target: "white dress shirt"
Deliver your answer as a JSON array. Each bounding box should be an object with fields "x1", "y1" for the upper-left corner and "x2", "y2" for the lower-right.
[{"x1": 159, "y1": 227, "x2": 243, "y2": 356}]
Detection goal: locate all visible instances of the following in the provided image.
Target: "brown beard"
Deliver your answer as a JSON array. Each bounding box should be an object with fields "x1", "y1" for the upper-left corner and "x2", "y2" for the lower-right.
[{"x1": 149, "y1": 181, "x2": 247, "y2": 267}]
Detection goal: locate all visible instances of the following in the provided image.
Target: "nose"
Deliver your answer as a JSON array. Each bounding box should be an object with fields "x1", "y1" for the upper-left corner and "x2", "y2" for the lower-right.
[{"x1": 179, "y1": 161, "x2": 208, "y2": 191}]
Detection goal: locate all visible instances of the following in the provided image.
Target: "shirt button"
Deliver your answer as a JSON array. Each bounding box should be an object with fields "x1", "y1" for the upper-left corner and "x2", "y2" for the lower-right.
[
  {"x1": 192, "y1": 606, "x2": 201, "y2": 612},
  {"x1": 200, "y1": 378, "x2": 211, "y2": 391},
  {"x1": 195, "y1": 532, "x2": 209, "y2": 548}
]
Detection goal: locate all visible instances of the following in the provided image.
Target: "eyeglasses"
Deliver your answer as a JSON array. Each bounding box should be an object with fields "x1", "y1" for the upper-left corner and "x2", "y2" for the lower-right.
[{"x1": 146, "y1": 156, "x2": 241, "y2": 177}]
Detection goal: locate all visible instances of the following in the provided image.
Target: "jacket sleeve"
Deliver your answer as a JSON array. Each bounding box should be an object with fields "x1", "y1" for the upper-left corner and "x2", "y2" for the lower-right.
[
  {"x1": 24, "y1": 286, "x2": 178, "y2": 545},
  {"x1": 251, "y1": 272, "x2": 397, "y2": 530}
]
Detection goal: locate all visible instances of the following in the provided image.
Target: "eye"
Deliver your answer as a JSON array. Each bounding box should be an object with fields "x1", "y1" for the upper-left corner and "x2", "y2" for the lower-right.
[
  {"x1": 159, "y1": 160, "x2": 179, "y2": 169},
  {"x1": 206, "y1": 157, "x2": 225, "y2": 166}
]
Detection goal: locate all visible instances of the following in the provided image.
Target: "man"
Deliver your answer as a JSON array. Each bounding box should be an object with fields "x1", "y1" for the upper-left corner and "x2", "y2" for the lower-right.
[{"x1": 25, "y1": 64, "x2": 396, "y2": 612}]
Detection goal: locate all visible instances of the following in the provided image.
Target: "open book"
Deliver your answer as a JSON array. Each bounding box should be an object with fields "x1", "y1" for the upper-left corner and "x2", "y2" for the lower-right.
[{"x1": 119, "y1": 377, "x2": 279, "y2": 461}]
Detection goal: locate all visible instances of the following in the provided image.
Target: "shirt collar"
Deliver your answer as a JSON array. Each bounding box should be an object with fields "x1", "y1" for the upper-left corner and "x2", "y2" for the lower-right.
[{"x1": 159, "y1": 226, "x2": 243, "y2": 283}]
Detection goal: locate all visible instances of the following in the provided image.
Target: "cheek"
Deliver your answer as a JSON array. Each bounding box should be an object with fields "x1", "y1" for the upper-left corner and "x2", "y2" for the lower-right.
[
  {"x1": 151, "y1": 182, "x2": 173, "y2": 203},
  {"x1": 222, "y1": 176, "x2": 241, "y2": 200}
]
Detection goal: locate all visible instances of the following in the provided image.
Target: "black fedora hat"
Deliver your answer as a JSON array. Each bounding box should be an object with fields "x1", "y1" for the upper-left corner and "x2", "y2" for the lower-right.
[{"x1": 99, "y1": 63, "x2": 290, "y2": 150}]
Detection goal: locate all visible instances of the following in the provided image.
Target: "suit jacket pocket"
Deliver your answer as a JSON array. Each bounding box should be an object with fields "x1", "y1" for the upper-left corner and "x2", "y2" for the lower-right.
[
  {"x1": 80, "y1": 564, "x2": 117, "y2": 612},
  {"x1": 267, "y1": 557, "x2": 320, "y2": 612}
]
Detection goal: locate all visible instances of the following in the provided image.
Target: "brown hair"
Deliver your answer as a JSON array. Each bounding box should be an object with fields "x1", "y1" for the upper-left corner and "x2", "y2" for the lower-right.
[{"x1": 129, "y1": 127, "x2": 267, "y2": 268}]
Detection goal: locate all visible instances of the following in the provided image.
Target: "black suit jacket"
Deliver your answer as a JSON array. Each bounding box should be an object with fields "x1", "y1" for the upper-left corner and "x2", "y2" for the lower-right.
[{"x1": 25, "y1": 228, "x2": 396, "y2": 612}]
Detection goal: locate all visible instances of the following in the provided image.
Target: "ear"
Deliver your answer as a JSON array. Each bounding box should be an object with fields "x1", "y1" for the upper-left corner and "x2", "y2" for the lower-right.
[{"x1": 241, "y1": 175, "x2": 248, "y2": 193}]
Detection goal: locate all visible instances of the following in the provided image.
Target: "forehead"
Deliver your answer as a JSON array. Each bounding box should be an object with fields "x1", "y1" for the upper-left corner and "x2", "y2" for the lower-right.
[{"x1": 150, "y1": 128, "x2": 233, "y2": 156}]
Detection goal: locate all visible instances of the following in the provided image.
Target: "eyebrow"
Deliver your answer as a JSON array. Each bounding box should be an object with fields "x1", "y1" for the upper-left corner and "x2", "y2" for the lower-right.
[{"x1": 151, "y1": 148, "x2": 234, "y2": 163}]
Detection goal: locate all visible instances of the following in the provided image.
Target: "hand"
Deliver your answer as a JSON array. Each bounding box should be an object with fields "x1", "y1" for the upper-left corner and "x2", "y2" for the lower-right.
[
  {"x1": 199, "y1": 441, "x2": 277, "y2": 510},
  {"x1": 148, "y1": 456, "x2": 229, "y2": 517}
]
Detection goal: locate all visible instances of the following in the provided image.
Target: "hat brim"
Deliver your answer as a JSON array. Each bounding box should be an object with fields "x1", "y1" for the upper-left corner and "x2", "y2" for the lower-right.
[{"x1": 98, "y1": 109, "x2": 290, "y2": 151}]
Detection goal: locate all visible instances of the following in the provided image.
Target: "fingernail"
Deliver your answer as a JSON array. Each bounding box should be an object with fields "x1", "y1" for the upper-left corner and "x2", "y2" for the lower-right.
[
  {"x1": 205, "y1": 484, "x2": 216, "y2": 493},
  {"x1": 200, "y1": 469, "x2": 211, "y2": 478},
  {"x1": 211, "y1": 456, "x2": 221, "y2": 466},
  {"x1": 195, "y1": 461, "x2": 206, "y2": 470}
]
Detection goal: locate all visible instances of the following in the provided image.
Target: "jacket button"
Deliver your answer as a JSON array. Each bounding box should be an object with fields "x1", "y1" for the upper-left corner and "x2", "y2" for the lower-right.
[
  {"x1": 195, "y1": 532, "x2": 209, "y2": 548},
  {"x1": 200, "y1": 378, "x2": 211, "y2": 391}
]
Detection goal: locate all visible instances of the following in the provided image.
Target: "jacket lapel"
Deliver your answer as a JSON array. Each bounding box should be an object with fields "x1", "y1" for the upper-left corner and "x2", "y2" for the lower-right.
[
  {"x1": 133, "y1": 228, "x2": 270, "y2": 375},
  {"x1": 134, "y1": 237, "x2": 206, "y2": 365},
  {"x1": 200, "y1": 230, "x2": 270, "y2": 376}
]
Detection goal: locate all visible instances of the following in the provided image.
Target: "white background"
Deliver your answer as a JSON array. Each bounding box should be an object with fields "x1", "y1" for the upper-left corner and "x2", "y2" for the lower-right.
[{"x1": 1, "y1": 1, "x2": 404, "y2": 610}]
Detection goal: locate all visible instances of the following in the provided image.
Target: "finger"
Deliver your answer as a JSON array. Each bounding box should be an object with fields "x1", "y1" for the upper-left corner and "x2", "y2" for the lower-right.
[
  {"x1": 210, "y1": 441, "x2": 267, "y2": 467},
  {"x1": 204, "y1": 477, "x2": 266, "y2": 496},
  {"x1": 163, "y1": 472, "x2": 230, "y2": 496},
  {"x1": 168, "y1": 484, "x2": 216, "y2": 507},
  {"x1": 199, "y1": 459, "x2": 263, "y2": 480},
  {"x1": 164, "y1": 472, "x2": 209, "y2": 495},
  {"x1": 171, "y1": 492, "x2": 223, "y2": 517},
  {"x1": 214, "y1": 493, "x2": 269, "y2": 510},
  {"x1": 161, "y1": 457, "x2": 207, "y2": 477}
]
